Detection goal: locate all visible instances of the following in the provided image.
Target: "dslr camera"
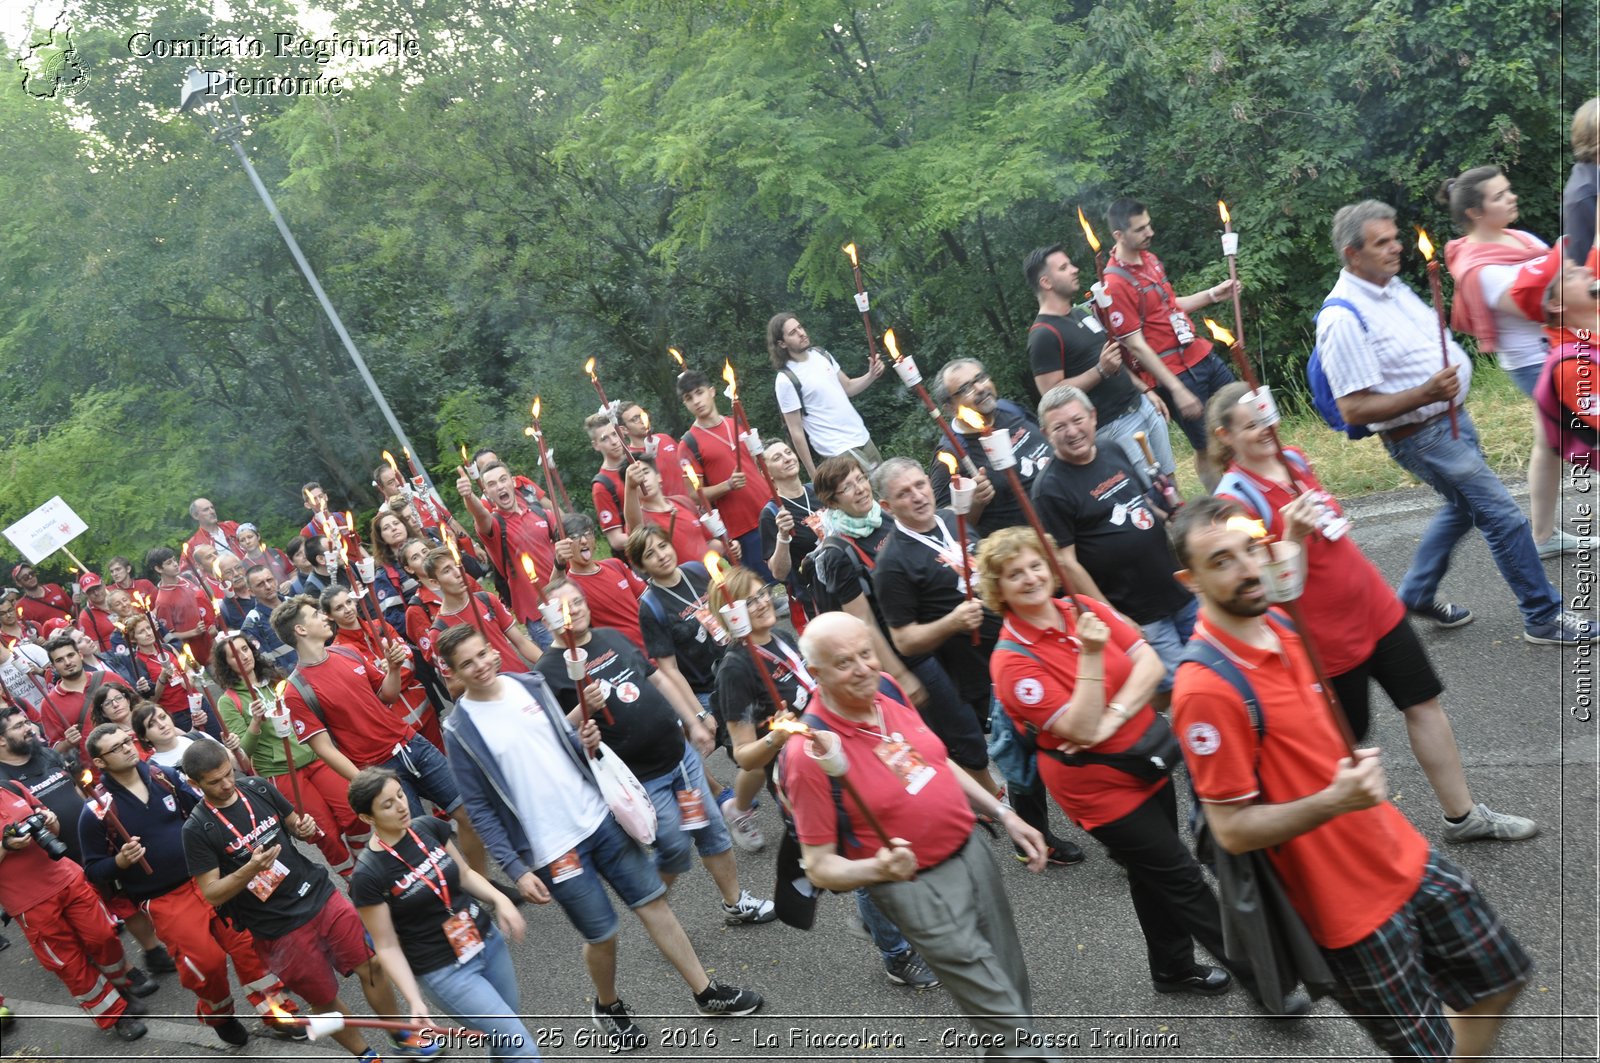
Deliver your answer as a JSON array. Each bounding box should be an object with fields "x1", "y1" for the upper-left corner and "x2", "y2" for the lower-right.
[{"x1": 4, "y1": 812, "x2": 69, "y2": 861}]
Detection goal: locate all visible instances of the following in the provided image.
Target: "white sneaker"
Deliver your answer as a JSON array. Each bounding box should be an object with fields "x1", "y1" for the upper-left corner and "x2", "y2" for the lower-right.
[
  {"x1": 1442, "y1": 802, "x2": 1539, "y2": 842},
  {"x1": 720, "y1": 798, "x2": 765, "y2": 852},
  {"x1": 1538, "y1": 530, "x2": 1598, "y2": 559}
]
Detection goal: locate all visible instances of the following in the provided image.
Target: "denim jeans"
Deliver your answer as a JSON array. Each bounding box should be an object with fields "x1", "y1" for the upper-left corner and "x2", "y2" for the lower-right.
[
  {"x1": 1098, "y1": 396, "x2": 1177, "y2": 476},
  {"x1": 642, "y1": 741, "x2": 733, "y2": 875},
  {"x1": 1140, "y1": 595, "x2": 1201, "y2": 692},
  {"x1": 417, "y1": 927, "x2": 542, "y2": 1061},
  {"x1": 525, "y1": 619, "x2": 554, "y2": 651},
  {"x1": 535, "y1": 814, "x2": 665, "y2": 944},
  {"x1": 383, "y1": 734, "x2": 464, "y2": 815},
  {"x1": 855, "y1": 888, "x2": 911, "y2": 962},
  {"x1": 1385, "y1": 409, "x2": 1560, "y2": 627}
]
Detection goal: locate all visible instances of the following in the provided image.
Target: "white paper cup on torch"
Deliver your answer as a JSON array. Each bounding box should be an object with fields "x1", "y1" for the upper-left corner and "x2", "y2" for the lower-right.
[
  {"x1": 270, "y1": 707, "x2": 293, "y2": 739},
  {"x1": 853, "y1": 291, "x2": 871, "y2": 313},
  {"x1": 187, "y1": 691, "x2": 204, "y2": 713},
  {"x1": 1259, "y1": 541, "x2": 1306, "y2": 603},
  {"x1": 741, "y1": 428, "x2": 764, "y2": 458},
  {"x1": 701, "y1": 510, "x2": 728, "y2": 539},
  {"x1": 643, "y1": 436, "x2": 659, "y2": 459},
  {"x1": 1241, "y1": 386, "x2": 1280, "y2": 428},
  {"x1": 718, "y1": 601, "x2": 752, "y2": 638},
  {"x1": 564, "y1": 647, "x2": 589, "y2": 681},
  {"x1": 356, "y1": 557, "x2": 376, "y2": 583},
  {"x1": 303, "y1": 1012, "x2": 347, "y2": 1040},
  {"x1": 805, "y1": 729, "x2": 849, "y2": 778},
  {"x1": 979, "y1": 430, "x2": 1017, "y2": 471},
  {"x1": 539, "y1": 601, "x2": 566, "y2": 635},
  {"x1": 1221, "y1": 232, "x2": 1239, "y2": 257},
  {"x1": 1091, "y1": 281, "x2": 1112, "y2": 308},
  {"x1": 948, "y1": 476, "x2": 975, "y2": 515},
  {"x1": 892, "y1": 355, "x2": 923, "y2": 387}
]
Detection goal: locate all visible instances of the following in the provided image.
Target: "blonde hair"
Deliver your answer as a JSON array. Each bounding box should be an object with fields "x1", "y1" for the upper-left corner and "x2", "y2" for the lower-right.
[
  {"x1": 1203, "y1": 380, "x2": 1254, "y2": 469},
  {"x1": 975, "y1": 527, "x2": 1059, "y2": 613},
  {"x1": 1575, "y1": 98, "x2": 1600, "y2": 163},
  {"x1": 710, "y1": 567, "x2": 766, "y2": 638}
]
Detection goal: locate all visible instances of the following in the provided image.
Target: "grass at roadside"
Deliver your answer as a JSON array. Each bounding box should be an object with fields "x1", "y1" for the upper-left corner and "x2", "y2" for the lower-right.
[{"x1": 1168, "y1": 359, "x2": 1532, "y2": 498}]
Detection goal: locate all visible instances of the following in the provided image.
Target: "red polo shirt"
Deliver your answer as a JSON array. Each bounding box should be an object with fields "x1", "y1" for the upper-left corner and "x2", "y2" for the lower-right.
[
  {"x1": 1103, "y1": 249, "x2": 1213, "y2": 373},
  {"x1": 284, "y1": 647, "x2": 413, "y2": 767},
  {"x1": 683, "y1": 420, "x2": 767, "y2": 537},
  {"x1": 477, "y1": 500, "x2": 557, "y2": 624},
  {"x1": 17, "y1": 585, "x2": 73, "y2": 630},
  {"x1": 568, "y1": 560, "x2": 647, "y2": 651}
]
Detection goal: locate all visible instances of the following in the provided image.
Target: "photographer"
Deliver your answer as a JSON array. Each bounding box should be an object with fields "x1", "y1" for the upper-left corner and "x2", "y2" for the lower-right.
[{"x1": 0, "y1": 765, "x2": 156, "y2": 1041}]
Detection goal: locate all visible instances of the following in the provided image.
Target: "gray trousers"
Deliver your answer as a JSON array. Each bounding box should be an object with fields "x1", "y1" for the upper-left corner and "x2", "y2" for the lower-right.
[{"x1": 866, "y1": 830, "x2": 1062, "y2": 1060}]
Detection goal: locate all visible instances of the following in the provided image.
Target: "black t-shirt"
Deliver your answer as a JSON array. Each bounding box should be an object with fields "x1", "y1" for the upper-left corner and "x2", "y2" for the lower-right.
[
  {"x1": 638, "y1": 564, "x2": 728, "y2": 693},
  {"x1": 760, "y1": 489, "x2": 825, "y2": 605},
  {"x1": 929, "y1": 402, "x2": 1054, "y2": 537},
  {"x1": 538, "y1": 628, "x2": 684, "y2": 782},
  {"x1": 0, "y1": 745, "x2": 87, "y2": 863},
  {"x1": 873, "y1": 511, "x2": 1002, "y2": 705},
  {"x1": 182, "y1": 775, "x2": 334, "y2": 939},
  {"x1": 1027, "y1": 308, "x2": 1139, "y2": 420},
  {"x1": 711, "y1": 632, "x2": 812, "y2": 733},
  {"x1": 1029, "y1": 449, "x2": 1190, "y2": 623},
  {"x1": 350, "y1": 817, "x2": 489, "y2": 976}
]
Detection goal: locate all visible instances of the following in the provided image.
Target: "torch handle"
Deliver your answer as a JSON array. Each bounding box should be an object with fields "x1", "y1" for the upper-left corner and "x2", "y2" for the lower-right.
[
  {"x1": 836, "y1": 773, "x2": 895, "y2": 849},
  {"x1": 101, "y1": 803, "x2": 154, "y2": 875},
  {"x1": 1004, "y1": 467, "x2": 1078, "y2": 615},
  {"x1": 1225, "y1": 251, "x2": 1252, "y2": 387},
  {"x1": 1426, "y1": 263, "x2": 1461, "y2": 439},
  {"x1": 743, "y1": 637, "x2": 790, "y2": 721},
  {"x1": 954, "y1": 513, "x2": 979, "y2": 646},
  {"x1": 851, "y1": 264, "x2": 883, "y2": 368},
  {"x1": 911, "y1": 385, "x2": 981, "y2": 478}
]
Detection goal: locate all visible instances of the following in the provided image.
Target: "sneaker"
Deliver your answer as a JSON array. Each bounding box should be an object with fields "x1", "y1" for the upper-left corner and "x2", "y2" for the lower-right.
[
  {"x1": 113, "y1": 1014, "x2": 148, "y2": 1041},
  {"x1": 143, "y1": 945, "x2": 177, "y2": 973},
  {"x1": 0, "y1": 1004, "x2": 13, "y2": 1029},
  {"x1": 722, "y1": 887, "x2": 777, "y2": 925},
  {"x1": 1407, "y1": 600, "x2": 1474, "y2": 629},
  {"x1": 1442, "y1": 802, "x2": 1540, "y2": 842},
  {"x1": 121, "y1": 966, "x2": 160, "y2": 998},
  {"x1": 716, "y1": 786, "x2": 758, "y2": 813},
  {"x1": 693, "y1": 979, "x2": 764, "y2": 1017},
  {"x1": 1015, "y1": 840, "x2": 1087, "y2": 866},
  {"x1": 214, "y1": 1016, "x2": 250, "y2": 1047},
  {"x1": 1525, "y1": 611, "x2": 1600, "y2": 645},
  {"x1": 356, "y1": 1050, "x2": 383, "y2": 1063},
  {"x1": 592, "y1": 998, "x2": 648, "y2": 1051},
  {"x1": 389, "y1": 1029, "x2": 444, "y2": 1058},
  {"x1": 1537, "y1": 530, "x2": 1597, "y2": 559},
  {"x1": 721, "y1": 798, "x2": 765, "y2": 852},
  {"x1": 884, "y1": 950, "x2": 941, "y2": 990}
]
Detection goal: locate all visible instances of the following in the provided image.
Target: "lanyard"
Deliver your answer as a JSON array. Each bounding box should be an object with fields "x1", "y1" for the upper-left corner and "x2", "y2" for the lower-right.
[
  {"x1": 699, "y1": 419, "x2": 738, "y2": 454},
  {"x1": 892, "y1": 516, "x2": 960, "y2": 559},
  {"x1": 206, "y1": 791, "x2": 261, "y2": 848},
  {"x1": 650, "y1": 576, "x2": 704, "y2": 616},
  {"x1": 376, "y1": 828, "x2": 452, "y2": 910},
  {"x1": 780, "y1": 492, "x2": 814, "y2": 518}
]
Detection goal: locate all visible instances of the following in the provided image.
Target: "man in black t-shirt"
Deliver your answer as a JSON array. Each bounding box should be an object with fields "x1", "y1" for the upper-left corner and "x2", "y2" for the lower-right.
[
  {"x1": 929, "y1": 357, "x2": 1049, "y2": 536},
  {"x1": 180, "y1": 739, "x2": 402, "y2": 1060},
  {"x1": 1031, "y1": 384, "x2": 1198, "y2": 703},
  {"x1": 539, "y1": 582, "x2": 775, "y2": 925},
  {"x1": 0, "y1": 707, "x2": 87, "y2": 863},
  {"x1": 1023, "y1": 243, "x2": 1177, "y2": 478}
]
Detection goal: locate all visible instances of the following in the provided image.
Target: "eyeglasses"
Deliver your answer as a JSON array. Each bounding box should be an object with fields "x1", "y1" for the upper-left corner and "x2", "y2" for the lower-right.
[
  {"x1": 747, "y1": 590, "x2": 773, "y2": 607},
  {"x1": 950, "y1": 372, "x2": 990, "y2": 402},
  {"x1": 97, "y1": 736, "x2": 137, "y2": 757}
]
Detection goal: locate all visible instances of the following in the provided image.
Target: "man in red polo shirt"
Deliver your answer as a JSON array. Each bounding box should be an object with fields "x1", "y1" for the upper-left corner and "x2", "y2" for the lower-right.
[
  {"x1": 147, "y1": 547, "x2": 217, "y2": 663},
  {"x1": 37, "y1": 635, "x2": 135, "y2": 756},
  {"x1": 619, "y1": 400, "x2": 690, "y2": 497},
  {"x1": 676, "y1": 369, "x2": 773, "y2": 581},
  {"x1": 415, "y1": 547, "x2": 539, "y2": 688},
  {"x1": 1104, "y1": 197, "x2": 1236, "y2": 487},
  {"x1": 1170, "y1": 497, "x2": 1529, "y2": 1060},
  {"x1": 11, "y1": 564, "x2": 73, "y2": 631},
  {"x1": 587, "y1": 411, "x2": 634, "y2": 554},
  {"x1": 185, "y1": 498, "x2": 243, "y2": 559},
  {"x1": 556, "y1": 513, "x2": 647, "y2": 651},
  {"x1": 456, "y1": 461, "x2": 560, "y2": 650},
  {"x1": 75, "y1": 573, "x2": 119, "y2": 652}
]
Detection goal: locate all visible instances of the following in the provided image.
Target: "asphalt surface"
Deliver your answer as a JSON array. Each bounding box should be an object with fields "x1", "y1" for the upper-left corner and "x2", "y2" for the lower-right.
[{"x1": 1, "y1": 480, "x2": 1596, "y2": 1062}]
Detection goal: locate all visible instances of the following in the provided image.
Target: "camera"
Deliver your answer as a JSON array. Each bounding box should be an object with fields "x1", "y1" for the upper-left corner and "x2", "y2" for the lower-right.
[{"x1": 4, "y1": 812, "x2": 69, "y2": 861}]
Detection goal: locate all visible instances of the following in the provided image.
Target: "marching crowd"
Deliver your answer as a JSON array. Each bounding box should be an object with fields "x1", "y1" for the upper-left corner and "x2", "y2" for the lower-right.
[{"x1": 2, "y1": 107, "x2": 1600, "y2": 1061}]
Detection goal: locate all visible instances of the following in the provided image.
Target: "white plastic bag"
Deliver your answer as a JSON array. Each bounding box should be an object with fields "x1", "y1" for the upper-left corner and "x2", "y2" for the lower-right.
[{"x1": 590, "y1": 742, "x2": 657, "y2": 845}]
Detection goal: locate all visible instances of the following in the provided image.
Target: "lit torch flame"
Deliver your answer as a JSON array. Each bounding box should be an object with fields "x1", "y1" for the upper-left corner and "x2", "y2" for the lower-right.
[
  {"x1": 682, "y1": 463, "x2": 701, "y2": 491},
  {"x1": 937, "y1": 452, "x2": 958, "y2": 477},
  {"x1": 459, "y1": 443, "x2": 470, "y2": 465},
  {"x1": 584, "y1": 357, "x2": 598, "y2": 381},
  {"x1": 520, "y1": 553, "x2": 537, "y2": 585},
  {"x1": 274, "y1": 680, "x2": 287, "y2": 700},
  {"x1": 531, "y1": 397, "x2": 541, "y2": 421},
  {"x1": 1218, "y1": 200, "x2": 1231, "y2": 227},
  {"x1": 955, "y1": 405, "x2": 987, "y2": 432},
  {"x1": 722, "y1": 359, "x2": 738, "y2": 400},
  {"x1": 80, "y1": 769, "x2": 93, "y2": 790},
  {"x1": 560, "y1": 597, "x2": 571, "y2": 630},
  {"x1": 382, "y1": 450, "x2": 401, "y2": 481},
  {"x1": 882, "y1": 328, "x2": 901, "y2": 363},
  {"x1": 1225, "y1": 516, "x2": 1269, "y2": 540},
  {"x1": 703, "y1": 551, "x2": 723, "y2": 579},
  {"x1": 842, "y1": 242, "x2": 859, "y2": 267},
  {"x1": 180, "y1": 645, "x2": 198, "y2": 671},
  {"x1": 668, "y1": 347, "x2": 686, "y2": 369},
  {"x1": 444, "y1": 536, "x2": 462, "y2": 567},
  {"x1": 265, "y1": 1000, "x2": 294, "y2": 1024},
  {"x1": 1204, "y1": 319, "x2": 1236, "y2": 347},
  {"x1": 1077, "y1": 207, "x2": 1101, "y2": 254},
  {"x1": 768, "y1": 717, "x2": 812, "y2": 737},
  {"x1": 1415, "y1": 227, "x2": 1435, "y2": 262}
]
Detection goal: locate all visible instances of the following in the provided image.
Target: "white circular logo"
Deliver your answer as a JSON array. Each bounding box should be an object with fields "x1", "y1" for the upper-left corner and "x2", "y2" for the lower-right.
[
  {"x1": 1013, "y1": 678, "x2": 1044, "y2": 706},
  {"x1": 600, "y1": 510, "x2": 615, "y2": 524},
  {"x1": 616, "y1": 681, "x2": 640, "y2": 703},
  {"x1": 1110, "y1": 311, "x2": 1124, "y2": 329},
  {"x1": 1185, "y1": 722, "x2": 1221, "y2": 756},
  {"x1": 1131, "y1": 506, "x2": 1155, "y2": 530}
]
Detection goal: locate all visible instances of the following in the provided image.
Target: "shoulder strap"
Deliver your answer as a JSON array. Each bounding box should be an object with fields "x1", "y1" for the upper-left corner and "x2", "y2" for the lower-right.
[
  {"x1": 779, "y1": 367, "x2": 808, "y2": 418},
  {"x1": 1317, "y1": 297, "x2": 1368, "y2": 332},
  {"x1": 680, "y1": 431, "x2": 702, "y2": 462},
  {"x1": 994, "y1": 638, "x2": 1043, "y2": 663},
  {"x1": 592, "y1": 472, "x2": 624, "y2": 516},
  {"x1": 1178, "y1": 639, "x2": 1264, "y2": 738},
  {"x1": 1029, "y1": 320, "x2": 1068, "y2": 372},
  {"x1": 798, "y1": 712, "x2": 857, "y2": 851},
  {"x1": 286, "y1": 669, "x2": 322, "y2": 722},
  {"x1": 1105, "y1": 261, "x2": 1170, "y2": 309}
]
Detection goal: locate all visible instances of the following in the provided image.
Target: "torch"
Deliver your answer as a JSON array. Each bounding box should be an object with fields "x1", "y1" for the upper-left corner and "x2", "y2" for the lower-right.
[
  {"x1": 668, "y1": 346, "x2": 688, "y2": 377},
  {"x1": 881, "y1": 329, "x2": 980, "y2": 479},
  {"x1": 841, "y1": 242, "x2": 884, "y2": 372},
  {"x1": 442, "y1": 538, "x2": 488, "y2": 641},
  {"x1": 767, "y1": 718, "x2": 895, "y2": 849},
  {"x1": 720, "y1": 361, "x2": 746, "y2": 472},
  {"x1": 265, "y1": 1001, "x2": 470, "y2": 1042},
  {"x1": 584, "y1": 357, "x2": 614, "y2": 417},
  {"x1": 268, "y1": 681, "x2": 323, "y2": 836},
  {"x1": 179, "y1": 543, "x2": 208, "y2": 591},
  {"x1": 79, "y1": 771, "x2": 153, "y2": 874},
  {"x1": 1415, "y1": 227, "x2": 1461, "y2": 439},
  {"x1": 550, "y1": 596, "x2": 611, "y2": 729},
  {"x1": 459, "y1": 444, "x2": 479, "y2": 484},
  {"x1": 1217, "y1": 200, "x2": 1248, "y2": 360},
  {"x1": 1203, "y1": 319, "x2": 1309, "y2": 497},
  {"x1": 525, "y1": 397, "x2": 569, "y2": 526},
  {"x1": 1076, "y1": 208, "x2": 1131, "y2": 355},
  {"x1": 681, "y1": 464, "x2": 730, "y2": 542},
  {"x1": 381, "y1": 450, "x2": 405, "y2": 500},
  {"x1": 937, "y1": 454, "x2": 980, "y2": 646}
]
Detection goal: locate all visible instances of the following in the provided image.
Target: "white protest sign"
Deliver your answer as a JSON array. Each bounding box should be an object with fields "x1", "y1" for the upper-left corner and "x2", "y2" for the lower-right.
[{"x1": 4, "y1": 496, "x2": 89, "y2": 565}]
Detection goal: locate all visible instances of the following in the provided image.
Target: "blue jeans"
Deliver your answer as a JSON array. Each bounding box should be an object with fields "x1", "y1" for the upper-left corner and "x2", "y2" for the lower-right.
[
  {"x1": 1140, "y1": 595, "x2": 1201, "y2": 692},
  {"x1": 1098, "y1": 396, "x2": 1177, "y2": 476},
  {"x1": 1155, "y1": 352, "x2": 1236, "y2": 450},
  {"x1": 1385, "y1": 410, "x2": 1560, "y2": 627},
  {"x1": 1505, "y1": 362, "x2": 1543, "y2": 397},
  {"x1": 642, "y1": 741, "x2": 733, "y2": 875},
  {"x1": 525, "y1": 619, "x2": 554, "y2": 651},
  {"x1": 416, "y1": 928, "x2": 541, "y2": 1061},
  {"x1": 734, "y1": 528, "x2": 775, "y2": 583},
  {"x1": 855, "y1": 888, "x2": 911, "y2": 962},
  {"x1": 535, "y1": 814, "x2": 665, "y2": 943},
  {"x1": 383, "y1": 734, "x2": 464, "y2": 815}
]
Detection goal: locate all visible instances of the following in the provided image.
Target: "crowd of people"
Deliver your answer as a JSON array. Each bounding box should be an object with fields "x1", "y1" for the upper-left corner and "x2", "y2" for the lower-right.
[{"x1": 1, "y1": 105, "x2": 1598, "y2": 1060}]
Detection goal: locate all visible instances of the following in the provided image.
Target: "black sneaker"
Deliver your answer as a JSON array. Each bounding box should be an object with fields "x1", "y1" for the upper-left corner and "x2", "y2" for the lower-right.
[
  {"x1": 214, "y1": 1016, "x2": 250, "y2": 1047},
  {"x1": 884, "y1": 951, "x2": 940, "y2": 990},
  {"x1": 113, "y1": 1014, "x2": 148, "y2": 1041},
  {"x1": 592, "y1": 998, "x2": 648, "y2": 1051},
  {"x1": 1406, "y1": 600, "x2": 1474, "y2": 629},
  {"x1": 1016, "y1": 841, "x2": 1086, "y2": 866},
  {"x1": 693, "y1": 979, "x2": 764, "y2": 1017},
  {"x1": 143, "y1": 945, "x2": 177, "y2": 973},
  {"x1": 122, "y1": 966, "x2": 160, "y2": 998}
]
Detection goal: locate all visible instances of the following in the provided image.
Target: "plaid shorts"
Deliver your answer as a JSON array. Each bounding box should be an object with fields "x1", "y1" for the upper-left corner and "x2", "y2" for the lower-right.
[{"x1": 1321, "y1": 847, "x2": 1532, "y2": 1059}]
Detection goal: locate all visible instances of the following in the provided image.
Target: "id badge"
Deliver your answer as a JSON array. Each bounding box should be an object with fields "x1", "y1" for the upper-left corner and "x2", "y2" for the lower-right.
[
  {"x1": 692, "y1": 606, "x2": 729, "y2": 646},
  {"x1": 676, "y1": 788, "x2": 709, "y2": 830},
  {"x1": 548, "y1": 850, "x2": 583, "y2": 883},
  {"x1": 1169, "y1": 309, "x2": 1196, "y2": 346},
  {"x1": 247, "y1": 859, "x2": 290, "y2": 900},
  {"x1": 442, "y1": 909, "x2": 485, "y2": 964},
  {"x1": 875, "y1": 740, "x2": 936, "y2": 794},
  {"x1": 1083, "y1": 314, "x2": 1105, "y2": 334}
]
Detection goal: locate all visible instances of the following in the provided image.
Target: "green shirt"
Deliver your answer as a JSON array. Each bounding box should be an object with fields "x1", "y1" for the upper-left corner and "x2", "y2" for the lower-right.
[{"x1": 217, "y1": 684, "x2": 319, "y2": 777}]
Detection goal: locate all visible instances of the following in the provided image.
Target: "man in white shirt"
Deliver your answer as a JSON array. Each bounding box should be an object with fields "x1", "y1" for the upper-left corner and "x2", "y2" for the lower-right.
[
  {"x1": 435, "y1": 625, "x2": 764, "y2": 1052},
  {"x1": 766, "y1": 312, "x2": 884, "y2": 476},
  {"x1": 1318, "y1": 199, "x2": 1596, "y2": 646}
]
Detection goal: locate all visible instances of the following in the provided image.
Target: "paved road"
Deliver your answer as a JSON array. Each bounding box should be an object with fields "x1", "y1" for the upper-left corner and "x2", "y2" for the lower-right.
[{"x1": 2, "y1": 482, "x2": 1596, "y2": 1062}]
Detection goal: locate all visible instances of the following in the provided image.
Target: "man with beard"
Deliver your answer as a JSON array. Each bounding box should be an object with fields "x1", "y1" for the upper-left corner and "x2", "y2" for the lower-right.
[
  {"x1": 928, "y1": 357, "x2": 1042, "y2": 536},
  {"x1": 37, "y1": 636, "x2": 135, "y2": 755},
  {"x1": 456, "y1": 461, "x2": 561, "y2": 650}
]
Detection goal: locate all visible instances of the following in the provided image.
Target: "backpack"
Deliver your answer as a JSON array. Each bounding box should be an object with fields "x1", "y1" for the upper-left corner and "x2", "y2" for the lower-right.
[
  {"x1": 1307, "y1": 298, "x2": 1374, "y2": 440},
  {"x1": 1212, "y1": 451, "x2": 1312, "y2": 535},
  {"x1": 795, "y1": 534, "x2": 873, "y2": 616},
  {"x1": 778, "y1": 348, "x2": 839, "y2": 419},
  {"x1": 284, "y1": 646, "x2": 365, "y2": 722}
]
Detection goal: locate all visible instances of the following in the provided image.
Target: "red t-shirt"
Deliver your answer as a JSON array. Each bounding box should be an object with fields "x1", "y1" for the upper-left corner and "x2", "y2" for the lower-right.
[
  {"x1": 1173, "y1": 613, "x2": 1429, "y2": 948},
  {"x1": 0, "y1": 790, "x2": 85, "y2": 914},
  {"x1": 1217, "y1": 453, "x2": 1405, "y2": 676},
  {"x1": 37, "y1": 673, "x2": 135, "y2": 747},
  {"x1": 1103, "y1": 249, "x2": 1213, "y2": 372},
  {"x1": 154, "y1": 581, "x2": 215, "y2": 662},
  {"x1": 17, "y1": 585, "x2": 73, "y2": 630},
  {"x1": 991, "y1": 597, "x2": 1165, "y2": 830},
  {"x1": 641, "y1": 499, "x2": 715, "y2": 568},
  {"x1": 568, "y1": 560, "x2": 648, "y2": 652},
  {"x1": 632, "y1": 434, "x2": 689, "y2": 498},
  {"x1": 113, "y1": 578, "x2": 160, "y2": 605},
  {"x1": 284, "y1": 647, "x2": 413, "y2": 767},
  {"x1": 683, "y1": 420, "x2": 766, "y2": 536},
  {"x1": 332, "y1": 622, "x2": 432, "y2": 722},
  {"x1": 135, "y1": 647, "x2": 191, "y2": 719},
  {"x1": 782, "y1": 686, "x2": 974, "y2": 868},
  {"x1": 420, "y1": 593, "x2": 531, "y2": 675},
  {"x1": 477, "y1": 500, "x2": 557, "y2": 623},
  {"x1": 77, "y1": 606, "x2": 118, "y2": 651},
  {"x1": 591, "y1": 466, "x2": 628, "y2": 533}
]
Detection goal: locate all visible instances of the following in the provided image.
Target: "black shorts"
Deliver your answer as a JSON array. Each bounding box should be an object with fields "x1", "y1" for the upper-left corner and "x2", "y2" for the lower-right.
[{"x1": 1330, "y1": 616, "x2": 1445, "y2": 742}]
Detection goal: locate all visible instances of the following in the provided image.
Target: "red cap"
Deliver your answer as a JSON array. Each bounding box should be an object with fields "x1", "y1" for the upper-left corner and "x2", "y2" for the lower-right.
[
  {"x1": 1508, "y1": 239, "x2": 1567, "y2": 323},
  {"x1": 40, "y1": 617, "x2": 70, "y2": 639},
  {"x1": 77, "y1": 572, "x2": 103, "y2": 592},
  {"x1": 9, "y1": 564, "x2": 29, "y2": 581}
]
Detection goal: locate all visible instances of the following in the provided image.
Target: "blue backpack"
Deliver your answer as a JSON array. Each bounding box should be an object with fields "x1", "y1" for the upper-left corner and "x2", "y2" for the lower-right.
[{"x1": 1306, "y1": 298, "x2": 1373, "y2": 441}]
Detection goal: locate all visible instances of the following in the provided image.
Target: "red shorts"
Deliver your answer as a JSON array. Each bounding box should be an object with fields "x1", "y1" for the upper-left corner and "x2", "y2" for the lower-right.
[{"x1": 252, "y1": 891, "x2": 372, "y2": 1006}]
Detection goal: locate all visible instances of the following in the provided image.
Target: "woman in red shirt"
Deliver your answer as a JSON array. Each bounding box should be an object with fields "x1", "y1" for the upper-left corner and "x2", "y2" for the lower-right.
[
  {"x1": 318, "y1": 585, "x2": 442, "y2": 751},
  {"x1": 121, "y1": 614, "x2": 207, "y2": 734},
  {"x1": 1206, "y1": 383, "x2": 1536, "y2": 843},
  {"x1": 978, "y1": 527, "x2": 1280, "y2": 1010}
]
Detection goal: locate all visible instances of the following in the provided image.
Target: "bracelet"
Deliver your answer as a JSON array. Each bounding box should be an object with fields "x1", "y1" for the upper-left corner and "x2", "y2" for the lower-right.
[
  {"x1": 776, "y1": 535, "x2": 793, "y2": 545},
  {"x1": 695, "y1": 709, "x2": 711, "y2": 721},
  {"x1": 1108, "y1": 701, "x2": 1130, "y2": 719},
  {"x1": 1095, "y1": 364, "x2": 1108, "y2": 380},
  {"x1": 1079, "y1": 674, "x2": 1103, "y2": 681}
]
